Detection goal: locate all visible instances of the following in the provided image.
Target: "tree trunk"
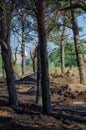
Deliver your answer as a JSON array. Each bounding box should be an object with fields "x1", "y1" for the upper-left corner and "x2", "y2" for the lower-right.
[
  {"x1": 30, "y1": 49, "x2": 36, "y2": 75},
  {"x1": 21, "y1": 14, "x2": 26, "y2": 75},
  {"x1": 32, "y1": 54, "x2": 36, "y2": 76},
  {"x1": 2, "y1": 60, "x2": 5, "y2": 78},
  {"x1": 61, "y1": 22, "x2": 67, "y2": 74},
  {"x1": 36, "y1": 45, "x2": 41, "y2": 104},
  {"x1": 0, "y1": 6, "x2": 18, "y2": 106},
  {"x1": 70, "y1": 0, "x2": 86, "y2": 84},
  {"x1": 36, "y1": 0, "x2": 52, "y2": 114},
  {"x1": 2, "y1": 48, "x2": 18, "y2": 106}
]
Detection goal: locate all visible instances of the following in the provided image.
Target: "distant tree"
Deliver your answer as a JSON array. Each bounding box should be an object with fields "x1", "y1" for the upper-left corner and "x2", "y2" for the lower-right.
[
  {"x1": 61, "y1": 13, "x2": 67, "y2": 74},
  {"x1": 30, "y1": 48, "x2": 37, "y2": 75},
  {"x1": 65, "y1": 42, "x2": 77, "y2": 67},
  {"x1": 21, "y1": 13, "x2": 26, "y2": 75}
]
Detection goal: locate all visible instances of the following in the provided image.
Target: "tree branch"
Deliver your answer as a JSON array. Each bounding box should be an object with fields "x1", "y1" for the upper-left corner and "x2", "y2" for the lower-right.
[
  {"x1": 0, "y1": 39, "x2": 8, "y2": 50},
  {"x1": 59, "y1": 3, "x2": 81, "y2": 11},
  {"x1": 59, "y1": 2, "x2": 86, "y2": 12}
]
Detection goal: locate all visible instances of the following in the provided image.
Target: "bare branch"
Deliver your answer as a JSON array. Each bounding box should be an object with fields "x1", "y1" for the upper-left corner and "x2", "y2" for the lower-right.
[
  {"x1": 0, "y1": 39, "x2": 8, "y2": 50},
  {"x1": 80, "y1": 34, "x2": 86, "y2": 37}
]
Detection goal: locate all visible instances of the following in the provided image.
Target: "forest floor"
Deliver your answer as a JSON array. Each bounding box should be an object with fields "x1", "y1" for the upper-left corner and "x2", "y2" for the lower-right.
[{"x1": 0, "y1": 69, "x2": 86, "y2": 130}]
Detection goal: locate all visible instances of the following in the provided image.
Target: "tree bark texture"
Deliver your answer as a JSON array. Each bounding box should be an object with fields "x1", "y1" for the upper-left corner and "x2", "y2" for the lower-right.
[
  {"x1": 70, "y1": 0, "x2": 86, "y2": 84},
  {"x1": 0, "y1": 4, "x2": 18, "y2": 106},
  {"x1": 36, "y1": 45, "x2": 41, "y2": 104},
  {"x1": 61, "y1": 16, "x2": 67, "y2": 74},
  {"x1": 36, "y1": 0, "x2": 52, "y2": 114}
]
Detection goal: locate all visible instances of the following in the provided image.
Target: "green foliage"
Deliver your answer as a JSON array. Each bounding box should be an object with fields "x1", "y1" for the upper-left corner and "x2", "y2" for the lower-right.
[
  {"x1": 49, "y1": 47, "x2": 61, "y2": 67},
  {"x1": 49, "y1": 41, "x2": 86, "y2": 68},
  {"x1": 81, "y1": 44, "x2": 86, "y2": 54},
  {"x1": 65, "y1": 42, "x2": 77, "y2": 66},
  {"x1": 80, "y1": 39, "x2": 86, "y2": 44},
  {"x1": 49, "y1": 42, "x2": 77, "y2": 67}
]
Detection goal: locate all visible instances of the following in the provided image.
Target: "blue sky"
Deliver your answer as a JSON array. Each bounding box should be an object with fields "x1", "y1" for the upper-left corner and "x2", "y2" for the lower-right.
[{"x1": 78, "y1": 14, "x2": 86, "y2": 39}]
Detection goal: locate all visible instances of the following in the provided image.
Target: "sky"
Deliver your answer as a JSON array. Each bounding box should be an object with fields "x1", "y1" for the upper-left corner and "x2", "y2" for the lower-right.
[{"x1": 78, "y1": 14, "x2": 86, "y2": 39}]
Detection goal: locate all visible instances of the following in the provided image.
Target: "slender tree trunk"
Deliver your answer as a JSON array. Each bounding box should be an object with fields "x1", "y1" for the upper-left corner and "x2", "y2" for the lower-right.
[
  {"x1": 14, "y1": 47, "x2": 17, "y2": 65},
  {"x1": 36, "y1": 0, "x2": 52, "y2": 114},
  {"x1": 2, "y1": 60, "x2": 5, "y2": 78},
  {"x1": 36, "y1": 45, "x2": 41, "y2": 104},
  {"x1": 30, "y1": 50, "x2": 36, "y2": 75},
  {"x1": 0, "y1": 5, "x2": 18, "y2": 106},
  {"x1": 70, "y1": 0, "x2": 86, "y2": 84},
  {"x1": 32, "y1": 55, "x2": 36, "y2": 75},
  {"x1": 21, "y1": 14, "x2": 26, "y2": 75},
  {"x1": 61, "y1": 24, "x2": 67, "y2": 74}
]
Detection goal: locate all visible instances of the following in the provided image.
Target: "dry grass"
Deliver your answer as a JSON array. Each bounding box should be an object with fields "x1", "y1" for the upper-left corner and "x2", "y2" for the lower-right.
[
  {"x1": 68, "y1": 84, "x2": 86, "y2": 91},
  {"x1": 0, "y1": 110, "x2": 11, "y2": 117},
  {"x1": 16, "y1": 85, "x2": 32, "y2": 93}
]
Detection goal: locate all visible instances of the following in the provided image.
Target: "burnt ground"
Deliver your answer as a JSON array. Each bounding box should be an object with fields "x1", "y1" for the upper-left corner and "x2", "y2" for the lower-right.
[{"x1": 0, "y1": 72, "x2": 86, "y2": 130}]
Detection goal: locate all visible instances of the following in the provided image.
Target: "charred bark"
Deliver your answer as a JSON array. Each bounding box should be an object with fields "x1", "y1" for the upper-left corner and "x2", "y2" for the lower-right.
[
  {"x1": 36, "y1": 0, "x2": 52, "y2": 114},
  {"x1": 36, "y1": 45, "x2": 41, "y2": 104},
  {"x1": 30, "y1": 48, "x2": 37, "y2": 75},
  {"x1": 0, "y1": 4, "x2": 18, "y2": 106}
]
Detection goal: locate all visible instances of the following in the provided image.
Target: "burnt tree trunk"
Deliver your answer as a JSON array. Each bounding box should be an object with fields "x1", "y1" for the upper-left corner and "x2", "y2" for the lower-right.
[
  {"x1": 2, "y1": 60, "x2": 5, "y2": 78},
  {"x1": 32, "y1": 50, "x2": 37, "y2": 76},
  {"x1": 70, "y1": 0, "x2": 86, "y2": 84},
  {"x1": 21, "y1": 14, "x2": 26, "y2": 75},
  {"x1": 0, "y1": 4, "x2": 18, "y2": 106},
  {"x1": 36, "y1": 45, "x2": 41, "y2": 104},
  {"x1": 30, "y1": 49, "x2": 37, "y2": 75},
  {"x1": 36, "y1": 0, "x2": 52, "y2": 114}
]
